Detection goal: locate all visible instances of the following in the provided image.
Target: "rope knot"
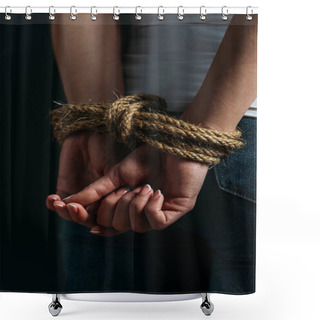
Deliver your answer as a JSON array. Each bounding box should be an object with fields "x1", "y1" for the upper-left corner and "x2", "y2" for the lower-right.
[
  {"x1": 105, "y1": 94, "x2": 167, "y2": 147},
  {"x1": 51, "y1": 93, "x2": 245, "y2": 166}
]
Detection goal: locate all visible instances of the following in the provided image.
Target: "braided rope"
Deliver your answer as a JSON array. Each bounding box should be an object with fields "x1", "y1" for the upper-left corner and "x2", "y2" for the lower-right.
[{"x1": 51, "y1": 94, "x2": 244, "y2": 166}]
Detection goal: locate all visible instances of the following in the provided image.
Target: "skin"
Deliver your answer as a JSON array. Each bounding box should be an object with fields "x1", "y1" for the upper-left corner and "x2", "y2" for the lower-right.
[
  {"x1": 50, "y1": 14, "x2": 124, "y2": 103},
  {"x1": 47, "y1": 14, "x2": 257, "y2": 236},
  {"x1": 46, "y1": 132, "x2": 129, "y2": 226},
  {"x1": 48, "y1": 144, "x2": 208, "y2": 235}
]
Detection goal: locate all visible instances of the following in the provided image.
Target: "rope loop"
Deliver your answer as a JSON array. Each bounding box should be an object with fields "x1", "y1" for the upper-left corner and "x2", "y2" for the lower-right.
[{"x1": 51, "y1": 94, "x2": 244, "y2": 166}]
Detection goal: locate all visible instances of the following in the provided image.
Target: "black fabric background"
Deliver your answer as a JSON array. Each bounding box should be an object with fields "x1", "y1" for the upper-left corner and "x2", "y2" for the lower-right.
[{"x1": 0, "y1": 14, "x2": 65, "y2": 292}]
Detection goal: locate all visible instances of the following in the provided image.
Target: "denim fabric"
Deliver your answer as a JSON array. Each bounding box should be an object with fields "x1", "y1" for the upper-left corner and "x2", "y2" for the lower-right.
[{"x1": 214, "y1": 117, "x2": 257, "y2": 203}]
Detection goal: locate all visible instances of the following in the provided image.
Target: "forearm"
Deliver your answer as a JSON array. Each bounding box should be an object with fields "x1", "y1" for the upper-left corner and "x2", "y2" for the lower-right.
[
  {"x1": 51, "y1": 15, "x2": 124, "y2": 104},
  {"x1": 181, "y1": 14, "x2": 257, "y2": 131}
]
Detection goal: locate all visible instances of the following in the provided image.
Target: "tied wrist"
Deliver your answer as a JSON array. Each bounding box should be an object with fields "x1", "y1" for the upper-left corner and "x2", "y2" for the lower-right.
[{"x1": 51, "y1": 94, "x2": 244, "y2": 166}]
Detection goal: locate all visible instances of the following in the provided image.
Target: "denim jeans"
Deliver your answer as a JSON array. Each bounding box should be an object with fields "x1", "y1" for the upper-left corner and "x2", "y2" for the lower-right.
[{"x1": 57, "y1": 116, "x2": 256, "y2": 294}]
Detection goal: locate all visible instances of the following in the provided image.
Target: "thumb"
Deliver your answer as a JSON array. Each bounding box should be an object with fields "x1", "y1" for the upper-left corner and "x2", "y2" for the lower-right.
[{"x1": 63, "y1": 166, "x2": 120, "y2": 206}]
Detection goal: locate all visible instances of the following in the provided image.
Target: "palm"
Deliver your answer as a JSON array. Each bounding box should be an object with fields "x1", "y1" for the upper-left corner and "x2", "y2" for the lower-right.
[{"x1": 56, "y1": 132, "x2": 128, "y2": 198}]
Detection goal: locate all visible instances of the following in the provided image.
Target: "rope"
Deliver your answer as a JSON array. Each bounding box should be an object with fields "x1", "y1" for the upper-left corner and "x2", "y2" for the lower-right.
[{"x1": 51, "y1": 94, "x2": 244, "y2": 166}]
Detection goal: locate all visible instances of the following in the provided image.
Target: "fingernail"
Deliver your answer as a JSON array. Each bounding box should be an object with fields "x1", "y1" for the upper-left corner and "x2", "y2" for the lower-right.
[
  {"x1": 90, "y1": 230, "x2": 101, "y2": 234},
  {"x1": 116, "y1": 186, "x2": 131, "y2": 195},
  {"x1": 152, "y1": 189, "x2": 161, "y2": 200},
  {"x1": 48, "y1": 196, "x2": 58, "y2": 201},
  {"x1": 53, "y1": 203, "x2": 65, "y2": 208},
  {"x1": 139, "y1": 184, "x2": 152, "y2": 196},
  {"x1": 62, "y1": 195, "x2": 72, "y2": 201},
  {"x1": 67, "y1": 204, "x2": 78, "y2": 212}
]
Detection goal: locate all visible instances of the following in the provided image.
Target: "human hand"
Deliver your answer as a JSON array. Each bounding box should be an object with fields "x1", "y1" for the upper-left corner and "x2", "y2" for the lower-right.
[
  {"x1": 46, "y1": 132, "x2": 129, "y2": 225},
  {"x1": 61, "y1": 144, "x2": 208, "y2": 235}
]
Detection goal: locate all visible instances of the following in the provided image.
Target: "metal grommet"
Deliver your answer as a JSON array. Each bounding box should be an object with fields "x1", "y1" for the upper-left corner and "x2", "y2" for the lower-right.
[
  {"x1": 5, "y1": 6, "x2": 12, "y2": 21},
  {"x1": 90, "y1": 6, "x2": 97, "y2": 21},
  {"x1": 113, "y1": 6, "x2": 120, "y2": 21},
  {"x1": 135, "y1": 6, "x2": 142, "y2": 21},
  {"x1": 49, "y1": 6, "x2": 55, "y2": 21},
  {"x1": 246, "y1": 6, "x2": 253, "y2": 21},
  {"x1": 157, "y1": 6, "x2": 164, "y2": 20},
  {"x1": 200, "y1": 6, "x2": 207, "y2": 21},
  {"x1": 70, "y1": 6, "x2": 77, "y2": 21},
  {"x1": 221, "y1": 6, "x2": 228, "y2": 21},
  {"x1": 25, "y1": 6, "x2": 32, "y2": 20},
  {"x1": 177, "y1": 6, "x2": 184, "y2": 21}
]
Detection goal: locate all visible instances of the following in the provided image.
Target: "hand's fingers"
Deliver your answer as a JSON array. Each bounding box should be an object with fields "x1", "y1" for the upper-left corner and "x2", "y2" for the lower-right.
[
  {"x1": 144, "y1": 190, "x2": 183, "y2": 230},
  {"x1": 63, "y1": 168, "x2": 120, "y2": 206},
  {"x1": 90, "y1": 225, "x2": 125, "y2": 237},
  {"x1": 86, "y1": 201, "x2": 100, "y2": 214},
  {"x1": 112, "y1": 191, "x2": 136, "y2": 232},
  {"x1": 96, "y1": 187, "x2": 131, "y2": 227},
  {"x1": 66, "y1": 203, "x2": 96, "y2": 228},
  {"x1": 52, "y1": 200, "x2": 72, "y2": 221},
  {"x1": 132, "y1": 186, "x2": 142, "y2": 194},
  {"x1": 46, "y1": 194, "x2": 61, "y2": 211},
  {"x1": 129, "y1": 184, "x2": 153, "y2": 233}
]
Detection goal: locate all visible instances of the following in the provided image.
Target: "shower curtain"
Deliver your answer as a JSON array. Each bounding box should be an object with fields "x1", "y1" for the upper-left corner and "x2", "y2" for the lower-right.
[{"x1": 0, "y1": 10, "x2": 257, "y2": 295}]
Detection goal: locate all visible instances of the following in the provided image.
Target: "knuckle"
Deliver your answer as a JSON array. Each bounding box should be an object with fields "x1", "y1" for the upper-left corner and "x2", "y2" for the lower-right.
[
  {"x1": 132, "y1": 225, "x2": 147, "y2": 233},
  {"x1": 185, "y1": 199, "x2": 196, "y2": 212},
  {"x1": 69, "y1": 211, "x2": 81, "y2": 223},
  {"x1": 186, "y1": 203, "x2": 195, "y2": 213},
  {"x1": 129, "y1": 199, "x2": 140, "y2": 212},
  {"x1": 96, "y1": 200, "x2": 115, "y2": 227},
  {"x1": 112, "y1": 220, "x2": 129, "y2": 233},
  {"x1": 94, "y1": 186, "x2": 106, "y2": 200},
  {"x1": 121, "y1": 194, "x2": 134, "y2": 206},
  {"x1": 111, "y1": 220, "x2": 120, "y2": 231},
  {"x1": 96, "y1": 215, "x2": 109, "y2": 227},
  {"x1": 152, "y1": 221, "x2": 168, "y2": 231},
  {"x1": 101, "y1": 197, "x2": 114, "y2": 210}
]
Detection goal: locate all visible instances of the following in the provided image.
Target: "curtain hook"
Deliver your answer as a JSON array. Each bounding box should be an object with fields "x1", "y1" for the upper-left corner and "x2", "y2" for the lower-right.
[
  {"x1": 25, "y1": 6, "x2": 32, "y2": 20},
  {"x1": 157, "y1": 6, "x2": 164, "y2": 21},
  {"x1": 200, "y1": 6, "x2": 207, "y2": 21},
  {"x1": 246, "y1": 6, "x2": 253, "y2": 21},
  {"x1": 221, "y1": 6, "x2": 228, "y2": 21},
  {"x1": 70, "y1": 6, "x2": 77, "y2": 21},
  {"x1": 5, "y1": 6, "x2": 12, "y2": 21},
  {"x1": 113, "y1": 6, "x2": 120, "y2": 21},
  {"x1": 135, "y1": 6, "x2": 142, "y2": 20},
  {"x1": 90, "y1": 6, "x2": 97, "y2": 21},
  {"x1": 177, "y1": 6, "x2": 184, "y2": 21},
  {"x1": 49, "y1": 6, "x2": 55, "y2": 21}
]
